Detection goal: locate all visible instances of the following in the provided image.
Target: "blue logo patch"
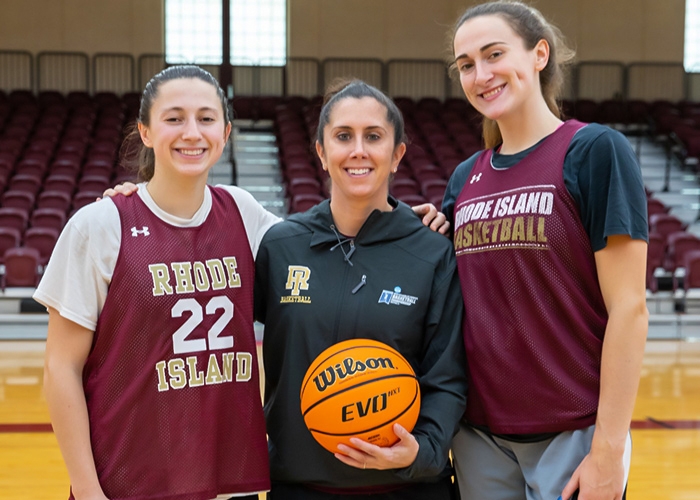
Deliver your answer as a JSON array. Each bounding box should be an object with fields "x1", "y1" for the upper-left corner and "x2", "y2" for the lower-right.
[{"x1": 378, "y1": 287, "x2": 418, "y2": 306}]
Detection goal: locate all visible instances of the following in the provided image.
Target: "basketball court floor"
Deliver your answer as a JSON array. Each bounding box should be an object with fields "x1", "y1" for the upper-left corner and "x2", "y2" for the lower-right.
[{"x1": 0, "y1": 339, "x2": 699, "y2": 499}]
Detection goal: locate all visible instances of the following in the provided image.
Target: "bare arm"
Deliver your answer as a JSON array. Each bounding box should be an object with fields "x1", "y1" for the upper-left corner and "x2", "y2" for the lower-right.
[
  {"x1": 562, "y1": 235, "x2": 648, "y2": 500},
  {"x1": 44, "y1": 308, "x2": 109, "y2": 500}
]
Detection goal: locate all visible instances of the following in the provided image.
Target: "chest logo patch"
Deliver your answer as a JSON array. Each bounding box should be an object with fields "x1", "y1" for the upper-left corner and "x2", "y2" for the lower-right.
[
  {"x1": 281, "y1": 265, "x2": 311, "y2": 304},
  {"x1": 378, "y1": 286, "x2": 418, "y2": 307},
  {"x1": 470, "y1": 173, "x2": 482, "y2": 184}
]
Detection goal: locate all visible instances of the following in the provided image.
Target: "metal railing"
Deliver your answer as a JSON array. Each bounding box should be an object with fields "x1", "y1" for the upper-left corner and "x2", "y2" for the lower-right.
[
  {"x1": 627, "y1": 62, "x2": 687, "y2": 102},
  {"x1": 0, "y1": 50, "x2": 33, "y2": 93},
  {"x1": 93, "y1": 53, "x2": 135, "y2": 94},
  {"x1": 1, "y1": 50, "x2": 698, "y2": 103},
  {"x1": 386, "y1": 59, "x2": 450, "y2": 99},
  {"x1": 575, "y1": 61, "x2": 626, "y2": 101},
  {"x1": 37, "y1": 51, "x2": 89, "y2": 93}
]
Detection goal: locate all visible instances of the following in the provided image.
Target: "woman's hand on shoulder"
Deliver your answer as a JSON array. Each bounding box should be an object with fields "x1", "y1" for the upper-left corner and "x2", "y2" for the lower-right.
[
  {"x1": 412, "y1": 203, "x2": 450, "y2": 235},
  {"x1": 334, "y1": 423, "x2": 419, "y2": 470},
  {"x1": 102, "y1": 182, "x2": 139, "y2": 199}
]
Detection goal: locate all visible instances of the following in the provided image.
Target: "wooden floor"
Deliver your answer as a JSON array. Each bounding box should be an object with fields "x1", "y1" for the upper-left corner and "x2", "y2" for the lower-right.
[{"x1": 1, "y1": 340, "x2": 699, "y2": 500}]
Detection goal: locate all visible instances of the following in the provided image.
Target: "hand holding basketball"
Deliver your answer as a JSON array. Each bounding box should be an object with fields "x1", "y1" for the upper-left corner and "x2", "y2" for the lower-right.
[
  {"x1": 334, "y1": 422, "x2": 419, "y2": 470},
  {"x1": 300, "y1": 339, "x2": 421, "y2": 454}
]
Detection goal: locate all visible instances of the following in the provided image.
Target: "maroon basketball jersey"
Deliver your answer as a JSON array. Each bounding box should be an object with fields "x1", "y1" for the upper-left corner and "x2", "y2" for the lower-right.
[
  {"x1": 453, "y1": 121, "x2": 608, "y2": 434},
  {"x1": 78, "y1": 187, "x2": 269, "y2": 500}
]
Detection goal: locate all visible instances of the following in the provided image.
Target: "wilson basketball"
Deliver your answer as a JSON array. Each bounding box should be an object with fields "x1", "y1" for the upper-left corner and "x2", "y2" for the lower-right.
[{"x1": 300, "y1": 338, "x2": 420, "y2": 454}]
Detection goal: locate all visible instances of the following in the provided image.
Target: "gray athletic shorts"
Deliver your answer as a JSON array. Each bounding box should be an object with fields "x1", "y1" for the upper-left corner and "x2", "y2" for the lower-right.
[{"x1": 452, "y1": 422, "x2": 631, "y2": 500}]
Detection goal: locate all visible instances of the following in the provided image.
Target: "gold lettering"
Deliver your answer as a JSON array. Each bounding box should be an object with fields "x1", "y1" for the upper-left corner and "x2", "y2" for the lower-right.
[
  {"x1": 193, "y1": 262, "x2": 210, "y2": 292},
  {"x1": 526, "y1": 216, "x2": 537, "y2": 242},
  {"x1": 205, "y1": 353, "x2": 224, "y2": 384},
  {"x1": 482, "y1": 220, "x2": 491, "y2": 244},
  {"x1": 223, "y1": 257, "x2": 241, "y2": 288},
  {"x1": 463, "y1": 223, "x2": 473, "y2": 247},
  {"x1": 538, "y1": 217, "x2": 548, "y2": 242},
  {"x1": 222, "y1": 352, "x2": 236, "y2": 382},
  {"x1": 473, "y1": 222, "x2": 483, "y2": 246},
  {"x1": 171, "y1": 262, "x2": 195, "y2": 294},
  {"x1": 206, "y1": 259, "x2": 227, "y2": 290},
  {"x1": 490, "y1": 219, "x2": 502, "y2": 243},
  {"x1": 168, "y1": 359, "x2": 186, "y2": 389},
  {"x1": 286, "y1": 266, "x2": 311, "y2": 296},
  {"x1": 236, "y1": 352, "x2": 253, "y2": 382},
  {"x1": 500, "y1": 218, "x2": 512, "y2": 241},
  {"x1": 155, "y1": 361, "x2": 169, "y2": 392},
  {"x1": 149, "y1": 263, "x2": 173, "y2": 296},
  {"x1": 512, "y1": 217, "x2": 525, "y2": 242},
  {"x1": 186, "y1": 356, "x2": 205, "y2": 387}
]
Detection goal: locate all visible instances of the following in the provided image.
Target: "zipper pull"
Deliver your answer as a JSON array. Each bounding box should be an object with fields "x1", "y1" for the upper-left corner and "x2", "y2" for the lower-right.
[{"x1": 351, "y1": 274, "x2": 367, "y2": 294}]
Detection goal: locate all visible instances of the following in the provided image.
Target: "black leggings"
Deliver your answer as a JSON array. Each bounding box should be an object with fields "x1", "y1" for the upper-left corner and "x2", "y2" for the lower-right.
[{"x1": 267, "y1": 476, "x2": 455, "y2": 500}]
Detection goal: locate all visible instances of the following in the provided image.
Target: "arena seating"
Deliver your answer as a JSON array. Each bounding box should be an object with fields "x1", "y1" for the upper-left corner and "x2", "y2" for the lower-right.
[
  {"x1": 0, "y1": 90, "x2": 138, "y2": 288},
  {"x1": 272, "y1": 94, "x2": 483, "y2": 213},
  {"x1": 1, "y1": 84, "x2": 700, "y2": 304}
]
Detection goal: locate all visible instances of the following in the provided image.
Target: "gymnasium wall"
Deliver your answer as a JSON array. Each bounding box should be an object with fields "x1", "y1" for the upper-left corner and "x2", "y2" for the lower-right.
[
  {"x1": 0, "y1": 0, "x2": 163, "y2": 56},
  {"x1": 0, "y1": 0, "x2": 686, "y2": 64}
]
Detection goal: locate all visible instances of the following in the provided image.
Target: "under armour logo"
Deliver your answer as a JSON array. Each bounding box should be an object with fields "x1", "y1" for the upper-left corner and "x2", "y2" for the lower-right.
[
  {"x1": 470, "y1": 173, "x2": 482, "y2": 184},
  {"x1": 131, "y1": 226, "x2": 150, "y2": 237}
]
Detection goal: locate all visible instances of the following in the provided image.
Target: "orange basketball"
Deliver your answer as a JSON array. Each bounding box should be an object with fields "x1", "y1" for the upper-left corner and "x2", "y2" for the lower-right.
[{"x1": 300, "y1": 338, "x2": 420, "y2": 454}]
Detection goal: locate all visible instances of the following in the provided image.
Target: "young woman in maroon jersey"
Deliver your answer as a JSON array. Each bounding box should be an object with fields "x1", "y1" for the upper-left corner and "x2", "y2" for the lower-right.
[
  {"x1": 37, "y1": 66, "x2": 276, "y2": 500},
  {"x1": 441, "y1": 2, "x2": 648, "y2": 500}
]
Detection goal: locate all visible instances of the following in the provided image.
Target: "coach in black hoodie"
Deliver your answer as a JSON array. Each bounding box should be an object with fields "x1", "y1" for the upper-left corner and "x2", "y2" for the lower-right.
[{"x1": 255, "y1": 80, "x2": 467, "y2": 500}]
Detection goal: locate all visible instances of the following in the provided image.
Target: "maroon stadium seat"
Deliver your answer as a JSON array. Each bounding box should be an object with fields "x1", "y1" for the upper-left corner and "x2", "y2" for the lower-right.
[
  {"x1": 0, "y1": 227, "x2": 21, "y2": 264},
  {"x1": 23, "y1": 227, "x2": 60, "y2": 265},
  {"x1": 2, "y1": 246, "x2": 41, "y2": 288},
  {"x1": 30, "y1": 208, "x2": 67, "y2": 232},
  {"x1": 1, "y1": 190, "x2": 35, "y2": 212},
  {"x1": 0, "y1": 207, "x2": 29, "y2": 232},
  {"x1": 37, "y1": 190, "x2": 72, "y2": 212}
]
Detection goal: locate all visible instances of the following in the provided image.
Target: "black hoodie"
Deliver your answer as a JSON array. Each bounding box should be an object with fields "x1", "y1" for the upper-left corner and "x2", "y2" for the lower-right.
[{"x1": 255, "y1": 197, "x2": 468, "y2": 489}]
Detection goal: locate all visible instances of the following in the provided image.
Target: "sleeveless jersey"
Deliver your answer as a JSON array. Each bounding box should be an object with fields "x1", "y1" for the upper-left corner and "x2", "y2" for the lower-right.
[
  {"x1": 78, "y1": 187, "x2": 270, "y2": 500},
  {"x1": 453, "y1": 121, "x2": 608, "y2": 434}
]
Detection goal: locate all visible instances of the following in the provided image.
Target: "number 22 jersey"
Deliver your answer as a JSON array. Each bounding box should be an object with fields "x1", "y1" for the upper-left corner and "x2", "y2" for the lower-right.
[{"x1": 35, "y1": 185, "x2": 276, "y2": 500}]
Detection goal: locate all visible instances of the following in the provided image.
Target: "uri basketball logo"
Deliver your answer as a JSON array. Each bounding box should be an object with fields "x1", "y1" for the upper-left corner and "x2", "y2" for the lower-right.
[{"x1": 281, "y1": 265, "x2": 312, "y2": 303}]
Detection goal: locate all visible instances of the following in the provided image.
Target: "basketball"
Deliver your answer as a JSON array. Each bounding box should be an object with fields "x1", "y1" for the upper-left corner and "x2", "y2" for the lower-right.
[{"x1": 300, "y1": 338, "x2": 421, "y2": 454}]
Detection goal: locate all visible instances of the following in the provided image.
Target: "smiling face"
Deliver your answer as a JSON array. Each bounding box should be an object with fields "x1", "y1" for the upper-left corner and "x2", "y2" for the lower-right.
[
  {"x1": 316, "y1": 96, "x2": 405, "y2": 210},
  {"x1": 138, "y1": 77, "x2": 231, "y2": 183},
  {"x1": 453, "y1": 14, "x2": 549, "y2": 124}
]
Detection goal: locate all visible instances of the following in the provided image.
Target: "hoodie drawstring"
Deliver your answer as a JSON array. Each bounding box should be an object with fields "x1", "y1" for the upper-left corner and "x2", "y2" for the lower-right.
[{"x1": 330, "y1": 225, "x2": 355, "y2": 266}]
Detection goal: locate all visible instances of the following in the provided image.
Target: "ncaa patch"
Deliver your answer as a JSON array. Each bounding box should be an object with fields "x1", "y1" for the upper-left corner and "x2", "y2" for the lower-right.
[{"x1": 378, "y1": 286, "x2": 418, "y2": 306}]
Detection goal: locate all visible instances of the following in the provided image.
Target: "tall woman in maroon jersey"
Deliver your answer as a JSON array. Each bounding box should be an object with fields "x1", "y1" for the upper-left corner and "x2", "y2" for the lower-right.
[
  {"x1": 441, "y1": 2, "x2": 648, "y2": 500},
  {"x1": 36, "y1": 66, "x2": 276, "y2": 500}
]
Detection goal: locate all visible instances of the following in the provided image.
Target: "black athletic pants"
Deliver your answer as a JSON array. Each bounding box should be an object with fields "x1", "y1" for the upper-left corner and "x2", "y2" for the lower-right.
[{"x1": 268, "y1": 476, "x2": 455, "y2": 499}]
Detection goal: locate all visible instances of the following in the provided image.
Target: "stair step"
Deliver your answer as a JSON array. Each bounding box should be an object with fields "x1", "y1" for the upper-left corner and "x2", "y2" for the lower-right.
[{"x1": 232, "y1": 120, "x2": 286, "y2": 218}]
